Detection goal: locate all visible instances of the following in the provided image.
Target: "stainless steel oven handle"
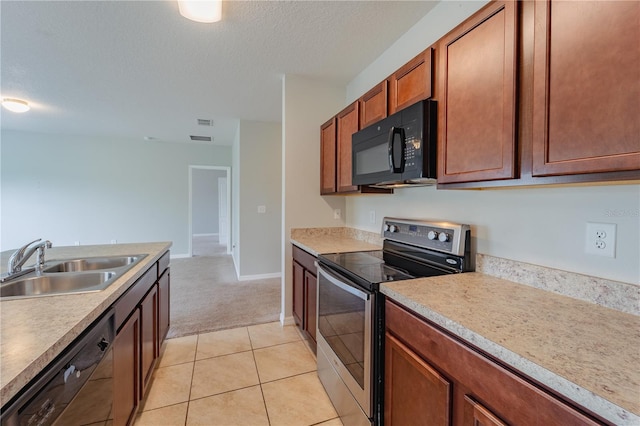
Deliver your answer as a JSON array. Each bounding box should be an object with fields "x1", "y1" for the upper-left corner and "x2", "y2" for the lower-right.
[{"x1": 316, "y1": 262, "x2": 370, "y2": 301}]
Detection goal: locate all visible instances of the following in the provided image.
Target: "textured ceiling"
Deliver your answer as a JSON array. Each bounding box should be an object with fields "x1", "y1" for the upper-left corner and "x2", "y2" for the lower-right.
[{"x1": 1, "y1": 1, "x2": 437, "y2": 145}]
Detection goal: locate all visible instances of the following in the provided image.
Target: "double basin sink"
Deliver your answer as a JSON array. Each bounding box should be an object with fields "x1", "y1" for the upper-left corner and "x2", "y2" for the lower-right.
[{"x1": 0, "y1": 254, "x2": 147, "y2": 299}]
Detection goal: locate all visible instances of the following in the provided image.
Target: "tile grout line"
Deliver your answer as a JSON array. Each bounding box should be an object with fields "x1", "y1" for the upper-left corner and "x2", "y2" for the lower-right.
[
  {"x1": 183, "y1": 334, "x2": 200, "y2": 426},
  {"x1": 247, "y1": 327, "x2": 273, "y2": 425}
]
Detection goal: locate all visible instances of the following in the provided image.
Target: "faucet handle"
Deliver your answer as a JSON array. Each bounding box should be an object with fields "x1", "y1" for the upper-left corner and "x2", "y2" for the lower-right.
[{"x1": 8, "y1": 238, "x2": 42, "y2": 273}]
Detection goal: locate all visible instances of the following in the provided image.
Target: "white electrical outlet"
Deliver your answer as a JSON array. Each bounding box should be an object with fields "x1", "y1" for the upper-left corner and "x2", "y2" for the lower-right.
[
  {"x1": 74, "y1": 241, "x2": 80, "y2": 246},
  {"x1": 257, "y1": 205, "x2": 266, "y2": 214},
  {"x1": 585, "y1": 222, "x2": 616, "y2": 257},
  {"x1": 111, "y1": 239, "x2": 117, "y2": 244},
  {"x1": 333, "y1": 209, "x2": 341, "y2": 220},
  {"x1": 369, "y1": 210, "x2": 376, "y2": 224}
]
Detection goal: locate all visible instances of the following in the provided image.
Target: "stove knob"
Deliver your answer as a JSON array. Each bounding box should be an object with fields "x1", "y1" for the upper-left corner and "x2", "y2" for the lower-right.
[
  {"x1": 389, "y1": 225, "x2": 399, "y2": 233},
  {"x1": 383, "y1": 224, "x2": 390, "y2": 232},
  {"x1": 438, "y1": 232, "x2": 450, "y2": 242},
  {"x1": 427, "y1": 230, "x2": 438, "y2": 240}
]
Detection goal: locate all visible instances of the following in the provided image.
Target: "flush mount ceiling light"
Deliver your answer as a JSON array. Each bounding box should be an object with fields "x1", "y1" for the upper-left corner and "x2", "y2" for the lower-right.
[
  {"x1": 178, "y1": 0, "x2": 222, "y2": 23},
  {"x1": 2, "y1": 98, "x2": 30, "y2": 113}
]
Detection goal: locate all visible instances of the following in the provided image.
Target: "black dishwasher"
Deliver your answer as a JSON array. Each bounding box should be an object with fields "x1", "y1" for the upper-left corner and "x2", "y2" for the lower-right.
[{"x1": 1, "y1": 309, "x2": 115, "y2": 426}]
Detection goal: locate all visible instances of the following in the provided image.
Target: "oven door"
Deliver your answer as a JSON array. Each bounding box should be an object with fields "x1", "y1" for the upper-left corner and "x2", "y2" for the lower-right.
[{"x1": 317, "y1": 264, "x2": 372, "y2": 419}]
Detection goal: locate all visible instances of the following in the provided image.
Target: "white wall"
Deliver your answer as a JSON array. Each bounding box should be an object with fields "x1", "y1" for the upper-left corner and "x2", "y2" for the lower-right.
[
  {"x1": 346, "y1": 0, "x2": 489, "y2": 102},
  {"x1": 232, "y1": 120, "x2": 282, "y2": 278},
  {"x1": 343, "y1": 1, "x2": 640, "y2": 285},
  {"x1": 192, "y1": 168, "x2": 226, "y2": 235},
  {"x1": 1, "y1": 129, "x2": 232, "y2": 255},
  {"x1": 281, "y1": 75, "x2": 347, "y2": 322}
]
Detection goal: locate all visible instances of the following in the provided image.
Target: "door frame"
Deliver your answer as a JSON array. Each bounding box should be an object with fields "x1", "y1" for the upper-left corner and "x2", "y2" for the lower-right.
[{"x1": 188, "y1": 165, "x2": 231, "y2": 257}]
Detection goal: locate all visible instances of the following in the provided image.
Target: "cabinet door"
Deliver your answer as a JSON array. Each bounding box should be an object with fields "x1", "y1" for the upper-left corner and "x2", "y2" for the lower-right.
[
  {"x1": 463, "y1": 396, "x2": 508, "y2": 426},
  {"x1": 320, "y1": 117, "x2": 337, "y2": 194},
  {"x1": 385, "y1": 332, "x2": 451, "y2": 426},
  {"x1": 532, "y1": 1, "x2": 640, "y2": 176},
  {"x1": 292, "y1": 260, "x2": 304, "y2": 327},
  {"x1": 140, "y1": 284, "x2": 158, "y2": 397},
  {"x1": 389, "y1": 48, "x2": 433, "y2": 114},
  {"x1": 438, "y1": 1, "x2": 518, "y2": 183},
  {"x1": 158, "y1": 269, "x2": 170, "y2": 347},
  {"x1": 360, "y1": 81, "x2": 388, "y2": 128},
  {"x1": 113, "y1": 309, "x2": 140, "y2": 426},
  {"x1": 336, "y1": 101, "x2": 360, "y2": 193},
  {"x1": 304, "y1": 270, "x2": 317, "y2": 344}
]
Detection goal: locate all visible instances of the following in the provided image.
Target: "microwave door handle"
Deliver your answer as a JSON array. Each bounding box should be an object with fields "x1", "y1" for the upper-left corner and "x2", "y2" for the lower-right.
[{"x1": 388, "y1": 127, "x2": 406, "y2": 173}]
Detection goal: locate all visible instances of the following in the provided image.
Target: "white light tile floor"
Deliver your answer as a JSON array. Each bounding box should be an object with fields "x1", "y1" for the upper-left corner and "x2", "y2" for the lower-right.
[{"x1": 135, "y1": 322, "x2": 343, "y2": 426}]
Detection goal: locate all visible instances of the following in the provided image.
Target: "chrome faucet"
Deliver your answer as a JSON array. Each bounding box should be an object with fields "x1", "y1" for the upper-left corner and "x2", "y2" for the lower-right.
[{"x1": 7, "y1": 239, "x2": 53, "y2": 275}]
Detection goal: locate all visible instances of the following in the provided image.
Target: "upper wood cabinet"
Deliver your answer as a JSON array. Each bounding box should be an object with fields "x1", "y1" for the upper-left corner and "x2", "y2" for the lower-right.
[
  {"x1": 438, "y1": 1, "x2": 518, "y2": 184},
  {"x1": 360, "y1": 81, "x2": 388, "y2": 128},
  {"x1": 320, "y1": 117, "x2": 337, "y2": 195},
  {"x1": 389, "y1": 48, "x2": 434, "y2": 114},
  {"x1": 336, "y1": 101, "x2": 360, "y2": 193},
  {"x1": 531, "y1": 0, "x2": 640, "y2": 176}
]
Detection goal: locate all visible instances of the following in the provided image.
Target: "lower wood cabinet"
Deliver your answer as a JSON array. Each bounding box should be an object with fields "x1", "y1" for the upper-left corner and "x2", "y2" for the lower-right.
[
  {"x1": 113, "y1": 309, "x2": 140, "y2": 426},
  {"x1": 385, "y1": 300, "x2": 608, "y2": 426},
  {"x1": 112, "y1": 250, "x2": 171, "y2": 426},
  {"x1": 158, "y1": 268, "x2": 170, "y2": 345},
  {"x1": 385, "y1": 333, "x2": 450, "y2": 426},
  {"x1": 292, "y1": 245, "x2": 317, "y2": 349},
  {"x1": 140, "y1": 284, "x2": 158, "y2": 397}
]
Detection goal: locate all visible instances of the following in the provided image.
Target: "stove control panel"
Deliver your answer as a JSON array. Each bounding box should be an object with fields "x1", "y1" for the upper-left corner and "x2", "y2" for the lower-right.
[{"x1": 381, "y1": 218, "x2": 470, "y2": 256}]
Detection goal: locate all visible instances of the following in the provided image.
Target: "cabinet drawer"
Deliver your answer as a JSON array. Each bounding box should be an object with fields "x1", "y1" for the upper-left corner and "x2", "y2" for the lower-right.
[
  {"x1": 292, "y1": 245, "x2": 316, "y2": 274},
  {"x1": 115, "y1": 265, "x2": 157, "y2": 331}
]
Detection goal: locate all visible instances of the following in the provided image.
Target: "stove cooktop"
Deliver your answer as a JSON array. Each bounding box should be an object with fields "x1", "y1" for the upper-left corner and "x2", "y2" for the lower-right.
[{"x1": 319, "y1": 251, "x2": 415, "y2": 290}]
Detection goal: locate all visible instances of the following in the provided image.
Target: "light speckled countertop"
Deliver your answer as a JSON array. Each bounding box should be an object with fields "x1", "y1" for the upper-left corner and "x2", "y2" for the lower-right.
[
  {"x1": 290, "y1": 227, "x2": 382, "y2": 256},
  {"x1": 381, "y1": 274, "x2": 640, "y2": 425},
  {"x1": 0, "y1": 242, "x2": 171, "y2": 406}
]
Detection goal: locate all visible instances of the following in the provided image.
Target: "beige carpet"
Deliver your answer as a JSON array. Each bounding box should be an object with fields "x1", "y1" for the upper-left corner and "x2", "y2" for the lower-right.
[{"x1": 167, "y1": 237, "x2": 280, "y2": 338}]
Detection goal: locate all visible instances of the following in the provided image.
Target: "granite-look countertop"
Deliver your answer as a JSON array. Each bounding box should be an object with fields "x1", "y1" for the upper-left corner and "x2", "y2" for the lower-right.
[
  {"x1": 290, "y1": 227, "x2": 382, "y2": 256},
  {"x1": 381, "y1": 273, "x2": 640, "y2": 425},
  {"x1": 0, "y1": 242, "x2": 171, "y2": 406}
]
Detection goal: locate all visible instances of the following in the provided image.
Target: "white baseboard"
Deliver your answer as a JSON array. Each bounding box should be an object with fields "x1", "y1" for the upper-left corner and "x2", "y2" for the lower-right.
[
  {"x1": 170, "y1": 253, "x2": 191, "y2": 259},
  {"x1": 280, "y1": 314, "x2": 295, "y2": 326},
  {"x1": 237, "y1": 272, "x2": 282, "y2": 281},
  {"x1": 192, "y1": 233, "x2": 218, "y2": 237}
]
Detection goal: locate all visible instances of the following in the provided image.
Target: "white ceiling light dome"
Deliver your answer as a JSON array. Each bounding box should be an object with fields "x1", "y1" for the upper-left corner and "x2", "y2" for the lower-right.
[
  {"x1": 2, "y1": 98, "x2": 31, "y2": 113},
  {"x1": 177, "y1": 0, "x2": 222, "y2": 23}
]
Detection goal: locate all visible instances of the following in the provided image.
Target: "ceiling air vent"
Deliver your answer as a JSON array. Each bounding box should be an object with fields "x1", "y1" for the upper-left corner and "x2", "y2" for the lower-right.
[
  {"x1": 197, "y1": 119, "x2": 213, "y2": 126},
  {"x1": 190, "y1": 135, "x2": 212, "y2": 142}
]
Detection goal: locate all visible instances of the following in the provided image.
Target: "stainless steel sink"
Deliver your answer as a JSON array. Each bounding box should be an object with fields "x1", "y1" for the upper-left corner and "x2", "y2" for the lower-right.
[
  {"x1": 42, "y1": 255, "x2": 144, "y2": 273},
  {"x1": 0, "y1": 254, "x2": 147, "y2": 299},
  {"x1": 0, "y1": 271, "x2": 118, "y2": 298}
]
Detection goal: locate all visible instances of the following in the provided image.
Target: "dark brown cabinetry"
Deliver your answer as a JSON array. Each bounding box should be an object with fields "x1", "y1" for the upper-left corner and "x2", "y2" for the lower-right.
[
  {"x1": 140, "y1": 284, "x2": 158, "y2": 397},
  {"x1": 385, "y1": 332, "x2": 450, "y2": 426},
  {"x1": 336, "y1": 102, "x2": 360, "y2": 193},
  {"x1": 113, "y1": 309, "x2": 140, "y2": 426},
  {"x1": 360, "y1": 81, "x2": 388, "y2": 128},
  {"x1": 292, "y1": 245, "x2": 317, "y2": 348},
  {"x1": 438, "y1": 1, "x2": 518, "y2": 184},
  {"x1": 389, "y1": 48, "x2": 433, "y2": 115},
  {"x1": 531, "y1": 0, "x2": 640, "y2": 177},
  {"x1": 320, "y1": 117, "x2": 337, "y2": 195},
  {"x1": 112, "y1": 251, "x2": 171, "y2": 426},
  {"x1": 385, "y1": 300, "x2": 607, "y2": 425}
]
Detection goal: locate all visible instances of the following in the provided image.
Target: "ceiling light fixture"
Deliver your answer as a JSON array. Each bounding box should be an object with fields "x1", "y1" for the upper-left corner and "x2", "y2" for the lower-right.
[
  {"x1": 177, "y1": 0, "x2": 222, "y2": 23},
  {"x1": 2, "y1": 98, "x2": 30, "y2": 113}
]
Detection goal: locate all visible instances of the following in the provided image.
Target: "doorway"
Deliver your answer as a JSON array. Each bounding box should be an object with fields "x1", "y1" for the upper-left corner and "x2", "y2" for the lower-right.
[{"x1": 188, "y1": 166, "x2": 231, "y2": 257}]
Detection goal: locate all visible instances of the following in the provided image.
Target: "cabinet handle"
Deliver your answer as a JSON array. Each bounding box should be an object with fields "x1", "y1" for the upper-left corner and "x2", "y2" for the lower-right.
[{"x1": 388, "y1": 126, "x2": 406, "y2": 173}]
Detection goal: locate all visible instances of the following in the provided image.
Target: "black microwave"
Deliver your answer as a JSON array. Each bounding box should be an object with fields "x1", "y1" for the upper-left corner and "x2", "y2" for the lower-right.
[{"x1": 352, "y1": 99, "x2": 437, "y2": 188}]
